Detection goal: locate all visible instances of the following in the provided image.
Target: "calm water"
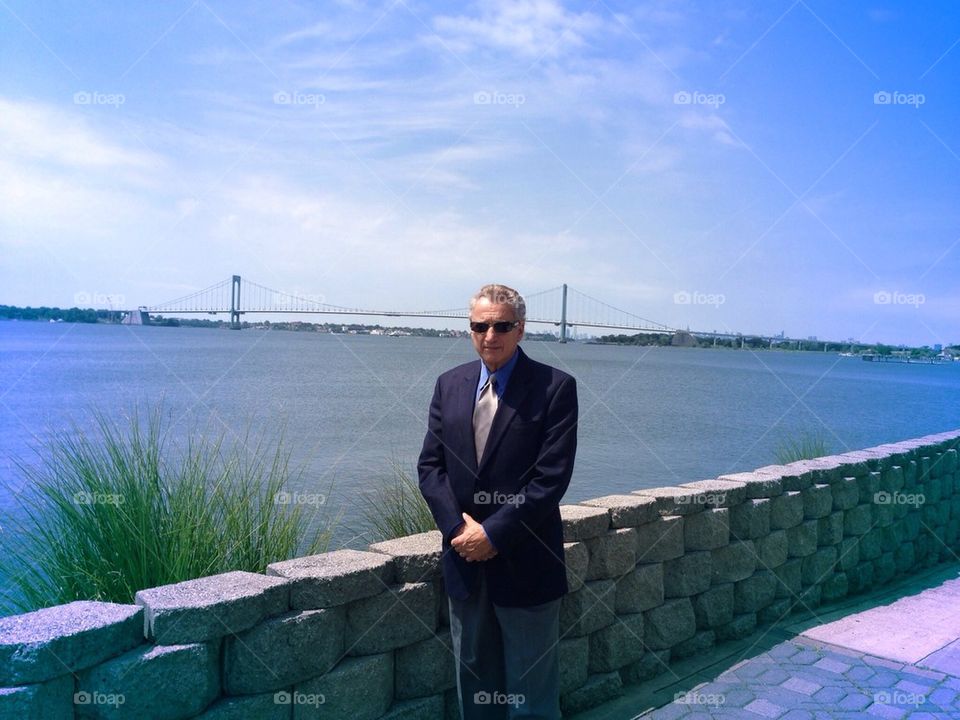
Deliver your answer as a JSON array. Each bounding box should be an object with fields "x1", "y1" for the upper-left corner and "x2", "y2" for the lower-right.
[{"x1": 2, "y1": 321, "x2": 960, "y2": 550}]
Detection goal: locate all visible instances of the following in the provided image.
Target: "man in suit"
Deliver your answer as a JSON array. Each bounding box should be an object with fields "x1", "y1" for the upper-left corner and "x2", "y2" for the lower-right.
[{"x1": 418, "y1": 283, "x2": 578, "y2": 720}]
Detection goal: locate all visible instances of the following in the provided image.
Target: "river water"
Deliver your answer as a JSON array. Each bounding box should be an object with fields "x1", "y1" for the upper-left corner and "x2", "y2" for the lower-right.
[{"x1": 2, "y1": 321, "x2": 959, "y2": 549}]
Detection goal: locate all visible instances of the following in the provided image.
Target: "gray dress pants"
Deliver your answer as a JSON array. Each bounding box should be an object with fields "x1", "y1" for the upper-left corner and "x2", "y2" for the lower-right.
[{"x1": 448, "y1": 570, "x2": 562, "y2": 720}]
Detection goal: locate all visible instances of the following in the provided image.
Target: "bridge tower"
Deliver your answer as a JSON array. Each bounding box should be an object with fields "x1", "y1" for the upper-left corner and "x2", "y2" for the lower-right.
[
  {"x1": 559, "y1": 283, "x2": 568, "y2": 344},
  {"x1": 230, "y1": 275, "x2": 242, "y2": 329}
]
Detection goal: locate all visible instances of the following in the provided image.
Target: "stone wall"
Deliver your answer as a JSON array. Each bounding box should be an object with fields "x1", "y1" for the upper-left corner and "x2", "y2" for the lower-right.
[{"x1": 2, "y1": 430, "x2": 959, "y2": 719}]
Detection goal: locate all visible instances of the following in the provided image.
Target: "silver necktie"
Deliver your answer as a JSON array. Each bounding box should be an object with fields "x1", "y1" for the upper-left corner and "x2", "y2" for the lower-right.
[{"x1": 473, "y1": 374, "x2": 498, "y2": 462}]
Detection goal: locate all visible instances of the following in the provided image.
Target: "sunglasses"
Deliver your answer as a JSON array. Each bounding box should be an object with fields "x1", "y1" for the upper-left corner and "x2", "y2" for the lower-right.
[{"x1": 470, "y1": 320, "x2": 519, "y2": 334}]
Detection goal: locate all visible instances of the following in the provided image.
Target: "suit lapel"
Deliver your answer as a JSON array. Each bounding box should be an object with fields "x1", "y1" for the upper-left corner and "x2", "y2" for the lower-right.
[{"x1": 458, "y1": 361, "x2": 481, "y2": 473}]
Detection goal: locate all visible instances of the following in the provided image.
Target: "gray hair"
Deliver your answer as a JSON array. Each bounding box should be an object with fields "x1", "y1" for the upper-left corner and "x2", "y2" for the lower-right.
[{"x1": 470, "y1": 284, "x2": 526, "y2": 322}]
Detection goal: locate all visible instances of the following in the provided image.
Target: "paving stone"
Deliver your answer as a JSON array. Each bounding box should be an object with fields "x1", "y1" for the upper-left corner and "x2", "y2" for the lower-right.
[
  {"x1": 345, "y1": 583, "x2": 435, "y2": 655},
  {"x1": 585, "y1": 528, "x2": 638, "y2": 580},
  {"x1": 813, "y1": 657, "x2": 851, "y2": 674},
  {"x1": 782, "y1": 676, "x2": 822, "y2": 695},
  {"x1": 839, "y1": 692, "x2": 872, "y2": 711},
  {"x1": 743, "y1": 698, "x2": 787, "y2": 718},
  {"x1": 773, "y1": 559, "x2": 802, "y2": 599},
  {"x1": 756, "y1": 530, "x2": 788, "y2": 569},
  {"x1": 843, "y1": 504, "x2": 874, "y2": 536},
  {"x1": 644, "y1": 598, "x2": 696, "y2": 650},
  {"x1": 832, "y1": 478, "x2": 861, "y2": 511},
  {"x1": 803, "y1": 484, "x2": 834, "y2": 520},
  {"x1": 712, "y1": 541, "x2": 757, "y2": 583},
  {"x1": 693, "y1": 584, "x2": 734, "y2": 629},
  {"x1": 684, "y1": 508, "x2": 730, "y2": 551},
  {"x1": 267, "y1": 549, "x2": 393, "y2": 611},
  {"x1": 787, "y1": 521, "x2": 819, "y2": 557},
  {"x1": 771, "y1": 491, "x2": 804, "y2": 530},
  {"x1": 801, "y1": 547, "x2": 837, "y2": 586},
  {"x1": 368, "y1": 531, "x2": 442, "y2": 582},
  {"x1": 295, "y1": 653, "x2": 393, "y2": 720}
]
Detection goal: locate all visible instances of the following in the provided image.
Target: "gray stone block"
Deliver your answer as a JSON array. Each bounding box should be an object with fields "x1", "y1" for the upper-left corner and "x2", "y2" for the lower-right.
[
  {"x1": 580, "y1": 494, "x2": 658, "y2": 528},
  {"x1": 684, "y1": 508, "x2": 730, "y2": 551},
  {"x1": 559, "y1": 637, "x2": 589, "y2": 694},
  {"x1": 793, "y1": 584, "x2": 821, "y2": 612},
  {"x1": 693, "y1": 584, "x2": 734, "y2": 629},
  {"x1": 858, "y1": 472, "x2": 881, "y2": 504},
  {"x1": 787, "y1": 520, "x2": 819, "y2": 557},
  {"x1": 588, "y1": 613, "x2": 644, "y2": 672},
  {"x1": 564, "y1": 542, "x2": 589, "y2": 592},
  {"x1": 859, "y1": 529, "x2": 882, "y2": 561},
  {"x1": 838, "y1": 537, "x2": 860, "y2": 571},
  {"x1": 0, "y1": 601, "x2": 143, "y2": 685},
  {"x1": 718, "y1": 471, "x2": 783, "y2": 498},
  {"x1": 679, "y1": 479, "x2": 747, "y2": 508},
  {"x1": 773, "y1": 559, "x2": 801, "y2": 599},
  {"x1": 816, "y1": 513, "x2": 842, "y2": 547},
  {"x1": 267, "y1": 549, "x2": 394, "y2": 611},
  {"x1": 881, "y1": 466, "x2": 905, "y2": 493},
  {"x1": 643, "y1": 598, "x2": 695, "y2": 650},
  {"x1": 224, "y1": 606, "x2": 346, "y2": 694},
  {"x1": 369, "y1": 531, "x2": 442, "y2": 583},
  {"x1": 671, "y1": 629, "x2": 715, "y2": 659},
  {"x1": 800, "y1": 547, "x2": 837, "y2": 586},
  {"x1": 873, "y1": 553, "x2": 896, "y2": 585},
  {"x1": 832, "y1": 477, "x2": 860, "y2": 510},
  {"x1": 757, "y1": 597, "x2": 793, "y2": 626},
  {"x1": 380, "y1": 694, "x2": 444, "y2": 720},
  {"x1": 756, "y1": 530, "x2": 788, "y2": 569},
  {"x1": 633, "y1": 487, "x2": 706, "y2": 516},
  {"x1": 802, "y1": 484, "x2": 834, "y2": 519},
  {"x1": 663, "y1": 552, "x2": 712, "y2": 597},
  {"x1": 296, "y1": 653, "x2": 392, "y2": 720},
  {"x1": 585, "y1": 528, "x2": 638, "y2": 580},
  {"x1": 843, "y1": 504, "x2": 873, "y2": 536},
  {"x1": 770, "y1": 491, "x2": 803, "y2": 530},
  {"x1": 560, "y1": 672, "x2": 622, "y2": 716},
  {"x1": 75, "y1": 641, "x2": 219, "y2": 720},
  {"x1": 635, "y1": 516, "x2": 684, "y2": 563},
  {"x1": 618, "y1": 649, "x2": 670, "y2": 685},
  {"x1": 561, "y1": 505, "x2": 610, "y2": 541},
  {"x1": 734, "y1": 571, "x2": 776, "y2": 613},
  {"x1": 0, "y1": 675, "x2": 72, "y2": 720},
  {"x1": 615, "y1": 563, "x2": 664, "y2": 614},
  {"x1": 894, "y1": 542, "x2": 916, "y2": 574},
  {"x1": 729, "y1": 499, "x2": 770, "y2": 540},
  {"x1": 822, "y1": 573, "x2": 849, "y2": 602},
  {"x1": 136, "y1": 571, "x2": 289, "y2": 645},
  {"x1": 346, "y1": 583, "x2": 435, "y2": 655},
  {"x1": 395, "y1": 631, "x2": 454, "y2": 699},
  {"x1": 711, "y1": 541, "x2": 757, "y2": 583},
  {"x1": 196, "y1": 692, "x2": 289, "y2": 720},
  {"x1": 778, "y1": 464, "x2": 815, "y2": 491},
  {"x1": 561, "y1": 580, "x2": 616, "y2": 637},
  {"x1": 715, "y1": 612, "x2": 756, "y2": 641}
]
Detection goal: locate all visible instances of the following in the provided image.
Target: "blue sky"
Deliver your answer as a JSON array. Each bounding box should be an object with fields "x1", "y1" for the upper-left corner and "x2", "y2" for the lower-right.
[{"x1": 1, "y1": 0, "x2": 958, "y2": 346}]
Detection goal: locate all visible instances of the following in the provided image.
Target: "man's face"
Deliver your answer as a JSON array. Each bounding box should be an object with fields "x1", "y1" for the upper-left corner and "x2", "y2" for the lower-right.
[{"x1": 470, "y1": 297, "x2": 524, "y2": 371}]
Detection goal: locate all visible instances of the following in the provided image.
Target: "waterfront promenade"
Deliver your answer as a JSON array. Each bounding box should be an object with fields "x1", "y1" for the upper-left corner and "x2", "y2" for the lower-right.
[{"x1": 573, "y1": 562, "x2": 960, "y2": 719}]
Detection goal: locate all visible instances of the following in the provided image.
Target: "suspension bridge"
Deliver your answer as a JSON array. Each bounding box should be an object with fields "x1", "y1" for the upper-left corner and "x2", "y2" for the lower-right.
[{"x1": 132, "y1": 275, "x2": 679, "y2": 343}]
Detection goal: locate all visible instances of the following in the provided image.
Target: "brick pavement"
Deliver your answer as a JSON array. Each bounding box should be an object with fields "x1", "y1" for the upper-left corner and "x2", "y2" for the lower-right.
[{"x1": 571, "y1": 563, "x2": 960, "y2": 720}]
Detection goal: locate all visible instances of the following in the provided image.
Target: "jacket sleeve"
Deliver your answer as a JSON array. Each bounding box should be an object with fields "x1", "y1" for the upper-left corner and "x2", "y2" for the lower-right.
[
  {"x1": 481, "y1": 374, "x2": 578, "y2": 552},
  {"x1": 417, "y1": 377, "x2": 466, "y2": 543}
]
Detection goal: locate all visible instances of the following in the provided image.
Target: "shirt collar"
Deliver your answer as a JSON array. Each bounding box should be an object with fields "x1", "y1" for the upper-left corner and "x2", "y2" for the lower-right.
[{"x1": 477, "y1": 348, "x2": 520, "y2": 401}]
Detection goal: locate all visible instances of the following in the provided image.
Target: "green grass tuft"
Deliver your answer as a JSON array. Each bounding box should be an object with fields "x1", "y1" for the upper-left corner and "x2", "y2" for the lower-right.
[
  {"x1": 359, "y1": 459, "x2": 436, "y2": 542},
  {"x1": 0, "y1": 405, "x2": 334, "y2": 615},
  {"x1": 774, "y1": 430, "x2": 832, "y2": 464}
]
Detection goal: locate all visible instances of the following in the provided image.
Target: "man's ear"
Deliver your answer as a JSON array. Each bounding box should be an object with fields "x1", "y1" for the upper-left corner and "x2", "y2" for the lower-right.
[{"x1": 518, "y1": 321, "x2": 525, "y2": 340}]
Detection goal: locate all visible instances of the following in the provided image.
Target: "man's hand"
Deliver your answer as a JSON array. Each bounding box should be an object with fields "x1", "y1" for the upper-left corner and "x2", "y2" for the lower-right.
[{"x1": 451, "y1": 512, "x2": 497, "y2": 562}]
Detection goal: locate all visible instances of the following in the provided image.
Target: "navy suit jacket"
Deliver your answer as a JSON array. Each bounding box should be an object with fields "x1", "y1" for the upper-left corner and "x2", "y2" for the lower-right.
[{"x1": 418, "y1": 346, "x2": 578, "y2": 607}]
